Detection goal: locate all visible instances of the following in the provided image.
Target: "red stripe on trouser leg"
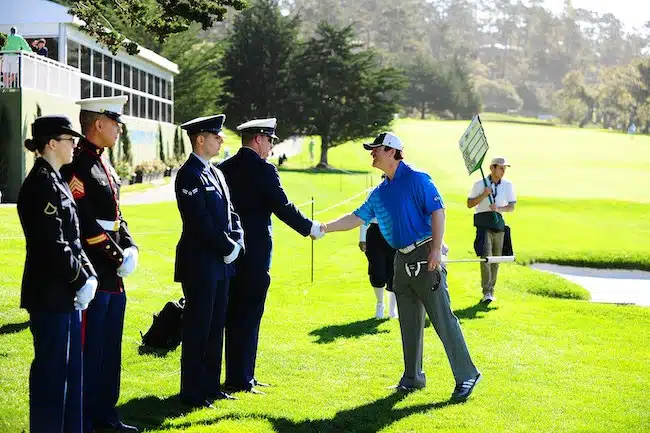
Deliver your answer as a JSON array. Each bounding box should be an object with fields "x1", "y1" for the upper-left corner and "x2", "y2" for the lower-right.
[{"x1": 81, "y1": 309, "x2": 87, "y2": 347}]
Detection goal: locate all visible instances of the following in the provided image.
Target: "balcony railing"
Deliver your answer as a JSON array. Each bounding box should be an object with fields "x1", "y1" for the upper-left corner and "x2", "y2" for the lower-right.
[{"x1": 0, "y1": 50, "x2": 80, "y2": 100}]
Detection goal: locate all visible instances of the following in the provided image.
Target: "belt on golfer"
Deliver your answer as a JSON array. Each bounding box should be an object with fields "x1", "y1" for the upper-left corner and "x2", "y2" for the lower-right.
[
  {"x1": 398, "y1": 236, "x2": 432, "y2": 254},
  {"x1": 96, "y1": 219, "x2": 120, "y2": 231}
]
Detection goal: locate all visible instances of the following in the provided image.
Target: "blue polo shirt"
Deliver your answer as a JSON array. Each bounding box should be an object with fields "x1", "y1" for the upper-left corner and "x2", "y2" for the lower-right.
[{"x1": 354, "y1": 162, "x2": 444, "y2": 249}]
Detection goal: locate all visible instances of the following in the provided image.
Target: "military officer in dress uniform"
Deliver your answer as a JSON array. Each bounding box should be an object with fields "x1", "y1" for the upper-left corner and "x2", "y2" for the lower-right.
[
  {"x1": 219, "y1": 118, "x2": 325, "y2": 394},
  {"x1": 17, "y1": 116, "x2": 98, "y2": 433},
  {"x1": 175, "y1": 114, "x2": 244, "y2": 408},
  {"x1": 60, "y1": 96, "x2": 139, "y2": 433}
]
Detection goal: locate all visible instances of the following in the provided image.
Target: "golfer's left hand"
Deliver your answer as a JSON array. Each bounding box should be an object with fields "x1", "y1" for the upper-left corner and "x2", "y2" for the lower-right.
[{"x1": 427, "y1": 247, "x2": 441, "y2": 272}]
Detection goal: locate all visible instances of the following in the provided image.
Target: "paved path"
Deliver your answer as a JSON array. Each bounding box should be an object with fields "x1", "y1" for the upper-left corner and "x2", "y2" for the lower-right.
[
  {"x1": 532, "y1": 263, "x2": 650, "y2": 306},
  {"x1": 121, "y1": 180, "x2": 175, "y2": 205}
]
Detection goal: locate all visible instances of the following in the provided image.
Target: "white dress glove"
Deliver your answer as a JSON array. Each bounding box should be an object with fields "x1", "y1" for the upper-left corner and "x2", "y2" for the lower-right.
[
  {"x1": 224, "y1": 240, "x2": 242, "y2": 264},
  {"x1": 74, "y1": 276, "x2": 98, "y2": 310},
  {"x1": 310, "y1": 221, "x2": 325, "y2": 240},
  {"x1": 117, "y1": 247, "x2": 139, "y2": 277}
]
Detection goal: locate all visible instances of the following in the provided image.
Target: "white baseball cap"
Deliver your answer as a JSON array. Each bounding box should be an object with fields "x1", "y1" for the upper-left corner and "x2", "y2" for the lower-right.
[{"x1": 363, "y1": 132, "x2": 403, "y2": 151}]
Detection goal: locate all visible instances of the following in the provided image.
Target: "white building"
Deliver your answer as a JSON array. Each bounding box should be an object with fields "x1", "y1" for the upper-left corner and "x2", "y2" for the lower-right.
[{"x1": 0, "y1": 0, "x2": 186, "y2": 202}]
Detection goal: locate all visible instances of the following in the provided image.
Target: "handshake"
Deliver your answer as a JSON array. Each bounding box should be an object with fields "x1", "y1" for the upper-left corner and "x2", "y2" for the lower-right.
[{"x1": 309, "y1": 221, "x2": 327, "y2": 240}]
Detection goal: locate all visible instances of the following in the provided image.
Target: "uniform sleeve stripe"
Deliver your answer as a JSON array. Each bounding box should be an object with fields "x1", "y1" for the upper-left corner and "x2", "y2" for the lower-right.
[
  {"x1": 86, "y1": 233, "x2": 108, "y2": 245},
  {"x1": 69, "y1": 175, "x2": 85, "y2": 198}
]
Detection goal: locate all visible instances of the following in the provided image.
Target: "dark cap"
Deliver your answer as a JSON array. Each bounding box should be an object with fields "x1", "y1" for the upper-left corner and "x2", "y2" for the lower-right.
[
  {"x1": 32, "y1": 115, "x2": 83, "y2": 140},
  {"x1": 180, "y1": 114, "x2": 227, "y2": 137}
]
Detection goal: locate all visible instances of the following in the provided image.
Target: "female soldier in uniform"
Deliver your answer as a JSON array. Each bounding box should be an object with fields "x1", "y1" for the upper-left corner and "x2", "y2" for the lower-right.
[{"x1": 17, "y1": 116, "x2": 98, "y2": 433}]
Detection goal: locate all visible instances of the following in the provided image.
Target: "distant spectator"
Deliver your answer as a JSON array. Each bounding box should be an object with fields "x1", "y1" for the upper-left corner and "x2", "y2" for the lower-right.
[
  {"x1": 1, "y1": 27, "x2": 31, "y2": 87},
  {"x1": 31, "y1": 39, "x2": 48, "y2": 57},
  {"x1": 628, "y1": 123, "x2": 637, "y2": 135},
  {"x1": 1, "y1": 27, "x2": 31, "y2": 52}
]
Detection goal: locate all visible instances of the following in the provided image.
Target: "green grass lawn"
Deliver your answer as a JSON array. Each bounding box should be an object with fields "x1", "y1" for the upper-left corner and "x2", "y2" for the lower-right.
[{"x1": 0, "y1": 119, "x2": 649, "y2": 432}]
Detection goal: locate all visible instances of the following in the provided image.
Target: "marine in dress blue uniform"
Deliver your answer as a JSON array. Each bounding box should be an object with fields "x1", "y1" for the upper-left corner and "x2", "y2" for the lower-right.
[
  {"x1": 175, "y1": 114, "x2": 244, "y2": 408},
  {"x1": 60, "y1": 97, "x2": 139, "y2": 433},
  {"x1": 17, "y1": 116, "x2": 98, "y2": 433},
  {"x1": 219, "y1": 118, "x2": 324, "y2": 393}
]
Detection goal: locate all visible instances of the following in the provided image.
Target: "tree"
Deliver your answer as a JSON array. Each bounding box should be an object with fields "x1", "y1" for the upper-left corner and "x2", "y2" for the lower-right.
[
  {"x1": 292, "y1": 23, "x2": 407, "y2": 167},
  {"x1": 221, "y1": 0, "x2": 302, "y2": 138},
  {"x1": 157, "y1": 123, "x2": 165, "y2": 162},
  {"x1": 60, "y1": 0, "x2": 247, "y2": 55},
  {"x1": 120, "y1": 124, "x2": 133, "y2": 165},
  {"x1": 161, "y1": 25, "x2": 226, "y2": 124},
  {"x1": 474, "y1": 77, "x2": 523, "y2": 113},
  {"x1": 173, "y1": 126, "x2": 185, "y2": 160}
]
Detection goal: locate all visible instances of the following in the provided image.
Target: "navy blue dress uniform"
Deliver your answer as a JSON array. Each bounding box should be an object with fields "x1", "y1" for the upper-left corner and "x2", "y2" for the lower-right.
[
  {"x1": 219, "y1": 118, "x2": 319, "y2": 391},
  {"x1": 60, "y1": 96, "x2": 139, "y2": 432},
  {"x1": 17, "y1": 116, "x2": 97, "y2": 433},
  {"x1": 174, "y1": 114, "x2": 244, "y2": 407}
]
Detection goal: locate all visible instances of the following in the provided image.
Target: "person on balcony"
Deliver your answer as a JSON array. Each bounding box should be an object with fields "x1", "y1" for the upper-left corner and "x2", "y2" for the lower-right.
[
  {"x1": 1, "y1": 27, "x2": 31, "y2": 88},
  {"x1": 31, "y1": 38, "x2": 48, "y2": 57}
]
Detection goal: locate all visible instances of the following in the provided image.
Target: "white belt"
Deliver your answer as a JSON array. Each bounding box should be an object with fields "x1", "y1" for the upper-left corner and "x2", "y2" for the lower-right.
[
  {"x1": 97, "y1": 219, "x2": 120, "y2": 231},
  {"x1": 398, "y1": 237, "x2": 432, "y2": 254}
]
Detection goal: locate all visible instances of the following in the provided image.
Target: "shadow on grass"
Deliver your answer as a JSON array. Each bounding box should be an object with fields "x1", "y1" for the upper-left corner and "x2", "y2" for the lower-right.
[
  {"x1": 453, "y1": 302, "x2": 497, "y2": 321},
  {"x1": 0, "y1": 321, "x2": 29, "y2": 335},
  {"x1": 157, "y1": 391, "x2": 455, "y2": 432},
  {"x1": 278, "y1": 166, "x2": 370, "y2": 175},
  {"x1": 118, "y1": 394, "x2": 195, "y2": 431},
  {"x1": 309, "y1": 318, "x2": 391, "y2": 344}
]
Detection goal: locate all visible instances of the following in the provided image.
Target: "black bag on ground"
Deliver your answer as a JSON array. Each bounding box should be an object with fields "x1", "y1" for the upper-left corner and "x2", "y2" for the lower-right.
[{"x1": 141, "y1": 298, "x2": 184, "y2": 350}]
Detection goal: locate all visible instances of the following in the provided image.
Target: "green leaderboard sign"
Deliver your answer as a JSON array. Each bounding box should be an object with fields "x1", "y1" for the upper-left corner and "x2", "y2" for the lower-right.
[{"x1": 458, "y1": 114, "x2": 489, "y2": 175}]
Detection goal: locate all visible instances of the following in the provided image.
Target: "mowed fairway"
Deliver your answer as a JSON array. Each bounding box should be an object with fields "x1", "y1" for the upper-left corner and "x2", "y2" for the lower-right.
[{"x1": 0, "y1": 119, "x2": 649, "y2": 432}]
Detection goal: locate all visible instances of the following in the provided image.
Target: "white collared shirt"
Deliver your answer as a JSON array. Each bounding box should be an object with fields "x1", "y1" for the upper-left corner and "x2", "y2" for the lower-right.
[{"x1": 469, "y1": 177, "x2": 516, "y2": 214}]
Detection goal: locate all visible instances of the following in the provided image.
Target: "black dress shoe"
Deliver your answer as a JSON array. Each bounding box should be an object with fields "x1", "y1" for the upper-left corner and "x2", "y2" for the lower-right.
[
  {"x1": 180, "y1": 398, "x2": 216, "y2": 409},
  {"x1": 211, "y1": 391, "x2": 237, "y2": 400},
  {"x1": 94, "y1": 420, "x2": 139, "y2": 432}
]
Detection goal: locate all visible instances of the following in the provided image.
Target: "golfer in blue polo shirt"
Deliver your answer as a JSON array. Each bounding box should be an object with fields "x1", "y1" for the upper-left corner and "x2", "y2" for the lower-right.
[{"x1": 322, "y1": 132, "x2": 481, "y2": 401}]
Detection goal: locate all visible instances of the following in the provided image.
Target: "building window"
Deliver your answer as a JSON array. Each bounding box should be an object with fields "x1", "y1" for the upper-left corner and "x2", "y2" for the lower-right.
[
  {"x1": 123, "y1": 64, "x2": 131, "y2": 88},
  {"x1": 140, "y1": 70, "x2": 146, "y2": 93},
  {"x1": 167, "y1": 104, "x2": 172, "y2": 123},
  {"x1": 148, "y1": 73, "x2": 154, "y2": 95},
  {"x1": 168, "y1": 81, "x2": 172, "y2": 100},
  {"x1": 81, "y1": 79, "x2": 90, "y2": 98},
  {"x1": 67, "y1": 40, "x2": 79, "y2": 68},
  {"x1": 92, "y1": 51, "x2": 102, "y2": 79},
  {"x1": 115, "y1": 61, "x2": 122, "y2": 85},
  {"x1": 103, "y1": 55, "x2": 113, "y2": 82},
  {"x1": 123, "y1": 92, "x2": 131, "y2": 116},
  {"x1": 154, "y1": 76, "x2": 160, "y2": 97},
  {"x1": 161, "y1": 79, "x2": 166, "y2": 100},
  {"x1": 132, "y1": 94, "x2": 139, "y2": 117},
  {"x1": 80, "y1": 45, "x2": 91, "y2": 75},
  {"x1": 140, "y1": 96, "x2": 146, "y2": 118},
  {"x1": 93, "y1": 82, "x2": 101, "y2": 97},
  {"x1": 148, "y1": 98, "x2": 154, "y2": 120}
]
